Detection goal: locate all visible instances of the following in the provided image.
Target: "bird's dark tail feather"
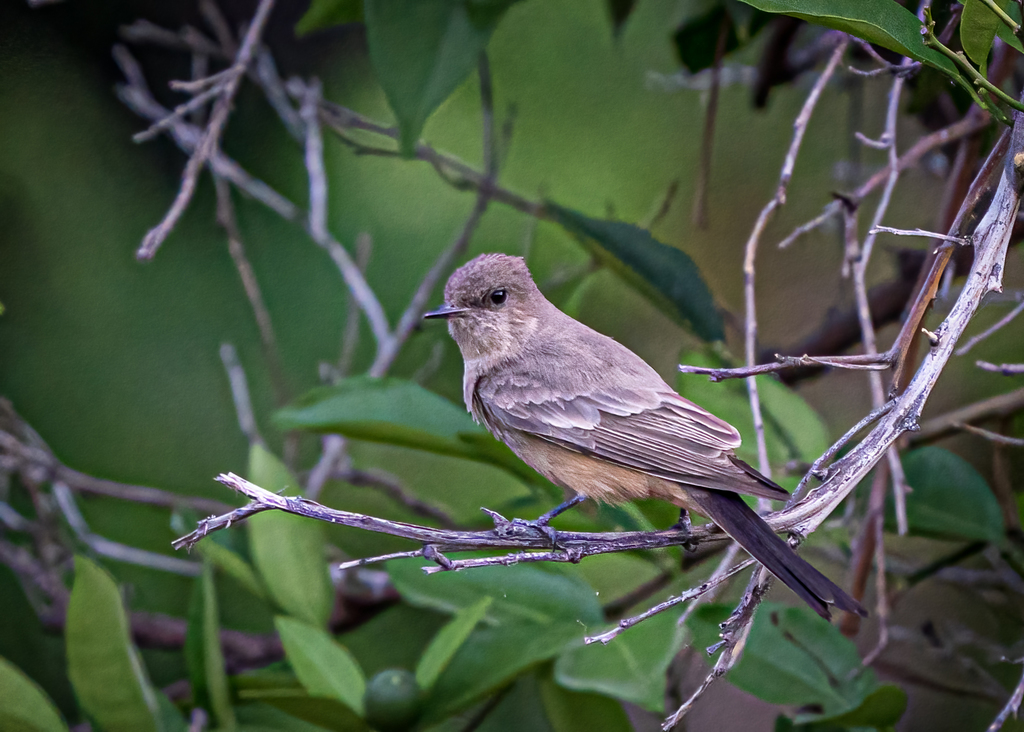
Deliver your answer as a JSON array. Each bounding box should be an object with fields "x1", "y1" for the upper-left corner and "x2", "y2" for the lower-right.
[{"x1": 690, "y1": 489, "x2": 866, "y2": 620}]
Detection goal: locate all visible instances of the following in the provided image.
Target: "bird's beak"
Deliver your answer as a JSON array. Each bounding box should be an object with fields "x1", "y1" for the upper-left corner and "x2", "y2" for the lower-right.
[{"x1": 423, "y1": 304, "x2": 468, "y2": 320}]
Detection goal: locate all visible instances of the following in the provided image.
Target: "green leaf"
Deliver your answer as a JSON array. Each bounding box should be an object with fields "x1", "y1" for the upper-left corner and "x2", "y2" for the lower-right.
[
  {"x1": 811, "y1": 684, "x2": 907, "y2": 727},
  {"x1": 387, "y1": 562, "x2": 603, "y2": 627},
  {"x1": 66, "y1": 556, "x2": 161, "y2": 732},
  {"x1": 547, "y1": 204, "x2": 723, "y2": 341},
  {"x1": 244, "y1": 697, "x2": 369, "y2": 732},
  {"x1": 961, "y1": 0, "x2": 1007, "y2": 69},
  {"x1": 539, "y1": 676, "x2": 633, "y2": 732},
  {"x1": 196, "y1": 540, "x2": 267, "y2": 600},
  {"x1": 295, "y1": 0, "x2": 363, "y2": 36},
  {"x1": 897, "y1": 446, "x2": 1004, "y2": 542},
  {"x1": 674, "y1": 5, "x2": 739, "y2": 73},
  {"x1": 235, "y1": 695, "x2": 366, "y2": 730},
  {"x1": 554, "y1": 607, "x2": 686, "y2": 712},
  {"x1": 736, "y1": 0, "x2": 960, "y2": 77},
  {"x1": 0, "y1": 655, "x2": 68, "y2": 732},
  {"x1": 247, "y1": 445, "x2": 333, "y2": 628},
  {"x1": 276, "y1": 376, "x2": 480, "y2": 442},
  {"x1": 422, "y1": 622, "x2": 585, "y2": 723},
  {"x1": 275, "y1": 616, "x2": 367, "y2": 716},
  {"x1": 757, "y1": 375, "x2": 830, "y2": 464},
  {"x1": 185, "y1": 563, "x2": 235, "y2": 729},
  {"x1": 365, "y1": 0, "x2": 518, "y2": 156},
  {"x1": 995, "y1": 2, "x2": 1024, "y2": 53},
  {"x1": 690, "y1": 603, "x2": 878, "y2": 718},
  {"x1": 275, "y1": 377, "x2": 547, "y2": 489},
  {"x1": 416, "y1": 596, "x2": 493, "y2": 690}
]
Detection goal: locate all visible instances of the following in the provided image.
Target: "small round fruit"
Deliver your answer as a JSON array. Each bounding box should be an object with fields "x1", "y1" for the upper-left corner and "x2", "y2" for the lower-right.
[{"x1": 364, "y1": 668, "x2": 422, "y2": 731}]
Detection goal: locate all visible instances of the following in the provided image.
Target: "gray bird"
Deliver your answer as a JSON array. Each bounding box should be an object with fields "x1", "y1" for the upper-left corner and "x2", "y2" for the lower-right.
[{"x1": 425, "y1": 253, "x2": 864, "y2": 619}]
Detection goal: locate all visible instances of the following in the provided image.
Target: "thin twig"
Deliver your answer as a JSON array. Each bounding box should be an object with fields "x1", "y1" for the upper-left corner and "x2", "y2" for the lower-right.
[
  {"x1": 957, "y1": 298, "x2": 1024, "y2": 355},
  {"x1": 663, "y1": 569, "x2": 770, "y2": 729},
  {"x1": 789, "y1": 401, "x2": 895, "y2": 504},
  {"x1": 214, "y1": 176, "x2": 289, "y2": 405},
  {"x1": 739, "y1": 37, "x2": 848, "y2": 492},
  {"x1": 678, "y1": 352, "x2": 890, "y2": 382},
  {"x1": 850, "y1": 65, "x2": 910, "y2": 536},
  {"x1": 136, "y1": 0, "x2": 277, "y2": 260},
  {"x1": 777, "y1": 110, "x2": 991, "y2": 249},
  {"x1": 977, "y1": 361, "x2": 1024, "y2": 375},
  {"x1": 910, "y1": 387, "x2": 1024, "y2": 443},
  {"x1": 988, "y1": 660, "x2": 1024, "y2": 732},
  {"x1": 869, "y1": 225, "x2": 972, "y2": 245},
  {"x1": 114, "y1": 45, "x2": 299, "y2": 221},
  {"x1": 956, "y1": 423, "x2": 1024, "y2": 447},
  {"x1": 133, "y1": 83, "x2": 225, "y2": 143},
  {"x1": 219, "y1": 343, "x2": 262, "y2": 446},
  {"x1": 297, "y1": 78, "x2": 391, "y2": 346},
  {"x1": 585, "y1": 553, "x2": 753, "y2": 645},
  {"x1": 53, "y1": 482, "x2": 201, "y2": 576}
]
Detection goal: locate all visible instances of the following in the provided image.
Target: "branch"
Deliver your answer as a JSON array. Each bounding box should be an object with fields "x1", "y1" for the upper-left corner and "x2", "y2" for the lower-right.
[
  {"x1": 678, "y1": 352, "x2": 890, "y2": 382},
  {"x1": 988, "y1": 660, "x2": 1024, "y2": 732},
  {"x1": 780, "y1": 101, "x2": 1024, "y2": 537},
  {"x1": 136, "y1": 0, "x2": 277, "y2": 260},
  {"x1": 739, "y1": 36, "x2": 848, "y2": 489},
  {"x1": 213, "y1": 176, "x2": 289, "y2": 405},
  {"x1": 585, "y1": 554, "x2": 754, "y2": 646},
  {"x1": 909, "y1": 387, "x2": 1024, "y2": 444},
  {"x1": 956, "y1": 423, "x2": 1024, "y2": 447},
  {"x1": 957, "y1": 297, "x2": 1024, "y2": 355},
  {"x1": 172, "y1": 473, "x2": 704, "y2": 556},
  {"x1": 977, "y1": 361, "x2": 1024, "y2": 375},
  {"x1": 297, "y1": 78, "x2": 392, "y2": 348},
  {"x1": 53, "y1": 482, "x2": 201, "y2": 577}
]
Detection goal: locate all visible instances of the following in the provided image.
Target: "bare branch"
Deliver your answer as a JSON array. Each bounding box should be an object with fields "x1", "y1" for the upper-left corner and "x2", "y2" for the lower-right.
[
  {"x1": 869, "y1": 225, "x2": 972, "y2": 245},
  {"x1": 988, "y1": 660, "x2": 1024, "y2": 732},
  {"x1": 214, "y1": 177, "x2": 289, "y2": 405},
  {"x1": 910, "y1": 387, "x2": 1024, "y2": 443},
  {"x1": 174, "y1": 473, "x2": 713, "y2": 555},
  {"x1": 956, "y1": 423, "x2": 1024, "y2": 447},
  {"x1": 219, "y1": 343, "x2": 262, "y2": 446},
  {"x1": 957, "y1": 298, "x2": 1024, "y2": 355},
  {"x1": 663, "y1": 569, "x2": 770, "y2": 729},
  {"x1": 679, "y1": 352, "x2": 890, "y2": 382},
  {"x1": 297, "y1": 79, "x2": 392, "y2": 347},
  {"x1": 53, "y1": 482, "x2": 201, "y2": 576},
  {"x1": 136, "y1": 0, "x2": 278, "y2": 260},
  {"x1": 977, "y1": 361, "x2": 1024, "y2": 375},
  {"x1": 740, "y1": 37, "x2": 848, "y2": 488},
  {"x1": 585, "y1": 554, "x2": 754, "y2": 646},
  {"x1": 777, "y1": 109, "x2": 990, "y2": 248}
]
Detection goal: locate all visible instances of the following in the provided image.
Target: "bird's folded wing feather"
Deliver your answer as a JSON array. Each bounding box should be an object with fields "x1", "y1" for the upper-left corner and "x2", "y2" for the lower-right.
[{"x1": 478, "y1": 376, "x2": 787, "y2": 499}]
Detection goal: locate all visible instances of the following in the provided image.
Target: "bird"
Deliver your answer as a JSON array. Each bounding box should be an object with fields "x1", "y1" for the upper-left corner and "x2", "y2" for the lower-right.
[{"x1": 424, "y1": 253, "x2": 865, "y2": 620}]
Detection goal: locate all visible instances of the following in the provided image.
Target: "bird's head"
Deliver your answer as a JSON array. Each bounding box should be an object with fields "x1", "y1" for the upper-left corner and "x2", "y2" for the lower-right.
[{"x1": 424, "y1": 253, "x2": 547, "y2": 363}]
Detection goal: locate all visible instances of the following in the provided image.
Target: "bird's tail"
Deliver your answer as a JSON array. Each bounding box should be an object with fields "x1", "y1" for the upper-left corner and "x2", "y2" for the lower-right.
[{"x1": 689, "y1": 489, "x2": 866, "y2": 619}]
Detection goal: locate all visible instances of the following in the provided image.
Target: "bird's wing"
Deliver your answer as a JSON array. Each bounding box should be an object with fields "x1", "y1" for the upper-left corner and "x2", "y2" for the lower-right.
[{"x1": 477, "y1": 375, "x2": 787, "y2": 500}]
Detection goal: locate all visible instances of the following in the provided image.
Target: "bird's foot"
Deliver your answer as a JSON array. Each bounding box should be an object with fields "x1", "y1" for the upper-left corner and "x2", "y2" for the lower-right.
[
  {"x1": 670, "y1": 509, "x2": 697, "y2": 552},
  {"x1": 482, "y1": 495, "x2": 586, "y2": 549},
  {"x1": 526, "y1": 494, "x2": 587, "y2": 548}
]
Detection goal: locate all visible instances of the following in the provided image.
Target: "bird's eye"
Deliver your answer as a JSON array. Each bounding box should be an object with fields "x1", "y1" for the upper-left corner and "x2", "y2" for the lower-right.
[{"x1": 489, "y1": 289, "x2": 507, "y2": 306}]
